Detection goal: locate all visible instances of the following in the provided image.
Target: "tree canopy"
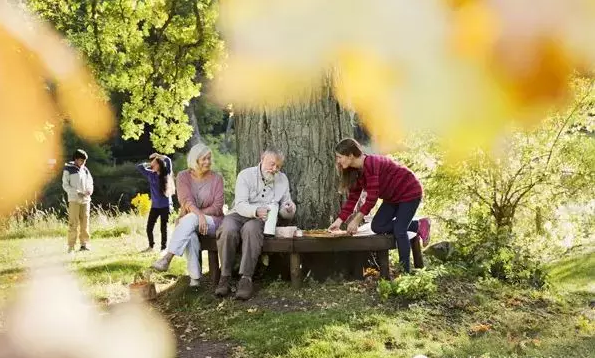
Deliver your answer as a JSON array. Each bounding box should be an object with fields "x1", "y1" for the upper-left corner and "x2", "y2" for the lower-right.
[{"x1": 29, "y1": 0, "x2": 223, "y2": 153}]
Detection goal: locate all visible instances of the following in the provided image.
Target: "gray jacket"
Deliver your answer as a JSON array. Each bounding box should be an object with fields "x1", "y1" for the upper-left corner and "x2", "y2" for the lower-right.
[
  {"x1": 229, "y1": 165, "x2": 294, "y2": 219},
  {"x1": 62, "y1": 162, "x2": 94, "y2": 203}
]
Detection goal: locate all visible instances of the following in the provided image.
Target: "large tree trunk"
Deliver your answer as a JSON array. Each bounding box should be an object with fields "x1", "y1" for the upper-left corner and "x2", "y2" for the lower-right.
[
  {"x1": 186, "y1": 97, "x2": 202, "y2": 146},
  {"x1": 235, "y1": 78, "x2": 353, "y2": 229}
]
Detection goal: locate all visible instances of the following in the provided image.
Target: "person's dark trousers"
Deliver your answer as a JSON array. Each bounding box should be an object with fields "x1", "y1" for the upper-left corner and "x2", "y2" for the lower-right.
[
  {"x1": 370, "y1": 198, "x2": 421, "y2": 272},
  {"x1": 147, "y1": 207, "x2": 170, "y2": 250}
]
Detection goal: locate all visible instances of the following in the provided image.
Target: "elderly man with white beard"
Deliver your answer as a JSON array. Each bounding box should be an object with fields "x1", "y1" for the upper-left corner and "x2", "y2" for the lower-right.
[{"x1": 215, "y1": 148, "x2": 296, "y2": 300}]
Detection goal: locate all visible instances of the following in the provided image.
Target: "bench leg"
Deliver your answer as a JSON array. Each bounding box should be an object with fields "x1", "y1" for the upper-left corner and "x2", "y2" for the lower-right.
[
  {"x1": 411, "y1": 236, "x2": 424, "y2": 269},
  {"x1": 290, "y1": 253, "x2": 301, "y2": 289},
  {"x1": 208, "y1": 250, "x2": 220, "y2": 285},
  {"x1": 378, "y1": 250, "x2": 390, "y2": 279}
]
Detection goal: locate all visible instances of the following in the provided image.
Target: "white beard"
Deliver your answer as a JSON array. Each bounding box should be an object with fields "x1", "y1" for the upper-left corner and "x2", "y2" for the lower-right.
[{"x1": 262, "y1": 171, "x2": 275, "y2": 183}]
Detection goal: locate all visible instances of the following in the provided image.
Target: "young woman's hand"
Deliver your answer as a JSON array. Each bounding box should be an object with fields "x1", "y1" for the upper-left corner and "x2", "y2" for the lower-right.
[
  {"x1": 346, "y1": 220, "x2": 359, "y2": 235},
  {"x1": 346, "y1": 212, "x2": 364, "y2": 235},
  {"x1": 328, "y1": 218, "x2": 343, "y2": 232}
]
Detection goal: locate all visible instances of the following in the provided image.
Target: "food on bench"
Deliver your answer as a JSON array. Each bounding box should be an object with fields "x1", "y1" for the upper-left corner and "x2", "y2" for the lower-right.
[{"x1": 302, "y1": 229, "x2": 347, "y2": 237}]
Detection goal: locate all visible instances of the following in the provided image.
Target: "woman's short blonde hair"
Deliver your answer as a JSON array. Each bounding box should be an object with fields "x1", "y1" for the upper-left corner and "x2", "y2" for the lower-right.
[{"x1": 187, "y1": 142, "x2": 212, "y2": 170}]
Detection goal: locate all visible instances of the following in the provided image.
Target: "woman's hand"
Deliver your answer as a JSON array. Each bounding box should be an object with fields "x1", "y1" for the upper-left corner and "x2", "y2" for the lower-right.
[
  {"x1": 328, "y1": 218, "x2": 343, "y2": 232},
  {"x1": 198, "y1": 212, "x2": 208, "y2": 235},
  {"x1": 346, "y1": 213, "x2": 364, "y2": 235},
  {"x1": 346, "y1": 220, "x2": 359, "y2": 235}
]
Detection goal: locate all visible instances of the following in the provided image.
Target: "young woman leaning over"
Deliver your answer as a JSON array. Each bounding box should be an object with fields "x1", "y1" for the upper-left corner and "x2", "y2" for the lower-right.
[{"x1": 329, "y1": 138, "x2": 431, "y2": 273}]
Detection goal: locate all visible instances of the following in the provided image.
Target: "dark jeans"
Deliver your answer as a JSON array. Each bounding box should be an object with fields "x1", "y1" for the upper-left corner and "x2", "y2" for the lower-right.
[
  {"x1": 370, "y1": 199, "x2": 421, "y2": 272},
  {"x1": 147, "y1": 207, "x2": 170, "y2": 249}
]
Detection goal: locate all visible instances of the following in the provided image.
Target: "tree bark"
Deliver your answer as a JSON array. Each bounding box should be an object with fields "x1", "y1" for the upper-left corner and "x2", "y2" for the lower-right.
[
  {"x1": 186, "y1": 97, "x2": 202, "y2": 146},
  {"x1": 235, "y1": 77, "x2": 353, "y2": 229},
  {"x1": 222, "y1": 110, "x2": 235, "y2": 153}
]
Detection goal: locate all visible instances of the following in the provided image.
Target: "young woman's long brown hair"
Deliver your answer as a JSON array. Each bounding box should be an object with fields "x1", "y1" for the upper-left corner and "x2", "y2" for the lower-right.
[
  {"x1": 335, "y1": 138, "x2": 364, "y2": 193},
  {"x1": 154, "y1": 158, "x2": 175, "y2": 197}
]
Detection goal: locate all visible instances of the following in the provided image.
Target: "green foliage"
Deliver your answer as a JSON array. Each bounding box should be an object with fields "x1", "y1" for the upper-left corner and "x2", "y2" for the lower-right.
[
  {"x1": 376, "y1": 279, "x2": 391, "y2": 301},
  {"x1": 28, "y1": 0, "x2": 223, "y2": 153},
  {"x1": 193, "y1": 95, "x2": 228, "y2": 135},
  {"x1": 209, "y1": 135, "x2": 237, "y2": 206},
  {"x1": 62, "y1": 125, "x2": 112, "y2": 167},
  {"x1": 396, "y1": 77, "x2": 595, "y2": 286},
  {"x1": 377, "y1": 267, "x2": 445, "y2": 301}
]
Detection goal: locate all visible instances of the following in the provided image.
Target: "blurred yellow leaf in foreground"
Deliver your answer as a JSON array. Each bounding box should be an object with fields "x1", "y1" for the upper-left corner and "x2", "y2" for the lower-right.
[
  {"x1": 0, "y1": 2, "x2": 113, "y2": 215},
  {"x1": 215, "y1": 0, "x2": 595, "y2": 156}
]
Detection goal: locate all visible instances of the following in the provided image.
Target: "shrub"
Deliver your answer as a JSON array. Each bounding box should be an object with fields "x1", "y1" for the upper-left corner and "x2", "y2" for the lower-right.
[
  {"x1": 131, "y1": 193, "x2": 151, "y2": 216},
  {"x1": 377, "y1": 266, "x2": 445, "y2": 301},
  {"x1": 446, "y1": 215, "x2": 550, "y2": 288}
]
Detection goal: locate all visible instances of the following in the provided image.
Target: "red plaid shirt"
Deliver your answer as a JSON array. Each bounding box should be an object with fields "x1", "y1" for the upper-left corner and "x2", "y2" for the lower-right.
[{"x1": 338, "y1": 155, "x2": 423, "y2": 221}]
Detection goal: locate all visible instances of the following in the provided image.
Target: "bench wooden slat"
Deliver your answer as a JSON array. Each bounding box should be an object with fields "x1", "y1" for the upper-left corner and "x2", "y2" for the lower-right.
[
  {"x1": 292, "y1": 235, "x2": 395, "y2": 252},
  {"x1": 198, "y1": 233, "x2": 423, "y2": 288},
  {"x1": 200, "y1": 236, "x2": 295, "y2": 252}
]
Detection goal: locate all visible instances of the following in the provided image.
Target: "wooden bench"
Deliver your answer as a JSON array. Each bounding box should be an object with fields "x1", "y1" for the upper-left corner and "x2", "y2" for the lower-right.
[{"x1": 199, "y1": 235, "x2": 424, "y2": 288}]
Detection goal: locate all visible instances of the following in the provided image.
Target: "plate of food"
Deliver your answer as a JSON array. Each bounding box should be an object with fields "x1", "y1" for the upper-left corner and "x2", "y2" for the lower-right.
[{"x1": 302, "y1": 229, "x2": 348, "y2": 238}]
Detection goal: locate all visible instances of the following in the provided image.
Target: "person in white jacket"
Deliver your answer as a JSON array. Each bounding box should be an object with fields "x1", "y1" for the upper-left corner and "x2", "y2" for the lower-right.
[{"x1": 62, "y1": 149, "x2": 94, "y2": 252}]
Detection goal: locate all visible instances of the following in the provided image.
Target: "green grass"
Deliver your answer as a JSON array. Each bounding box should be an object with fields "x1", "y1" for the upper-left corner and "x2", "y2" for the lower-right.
[
  {"x1": 1, "y1": 214, "x2": 594, "y2": 358},
  {"x1": 164, "y1": 274, "x2": 593, "y2": 358},
  {"x1": 547, "y1": 250, "x2": 595, "y2": 294}
]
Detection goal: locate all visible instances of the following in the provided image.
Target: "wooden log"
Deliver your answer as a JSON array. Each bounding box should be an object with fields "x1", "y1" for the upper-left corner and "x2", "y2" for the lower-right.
[
  {"x1": 290, "y1": 253, "x2": 302, "y2": 289},
  {"x1": 377, "y1": 250, "x2": 390, "y2": 279},
  {"x1": 208, "y1": 250, "x2": 221, "y2": 284},
  {"x1": 411, "y1": 235, "x2": 424, "y2": 269}
]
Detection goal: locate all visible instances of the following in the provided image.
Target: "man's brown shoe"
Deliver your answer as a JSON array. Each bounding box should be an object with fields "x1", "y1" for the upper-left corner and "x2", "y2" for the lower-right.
[
  {"x1": 235, "y1": 277, "x2": 253, "y2": 300},
  {"x1": 215, "y1": 276, "x2": 231, "y2": 297}
]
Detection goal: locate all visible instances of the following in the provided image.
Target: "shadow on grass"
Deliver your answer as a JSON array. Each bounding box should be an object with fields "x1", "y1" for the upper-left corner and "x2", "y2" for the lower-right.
[{"x1": 78, "y1": 260, "x2": 146, "y2": 277}]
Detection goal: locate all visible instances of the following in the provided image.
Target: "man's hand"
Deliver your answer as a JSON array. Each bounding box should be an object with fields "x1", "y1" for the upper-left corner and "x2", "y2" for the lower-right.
[
  {"x1": 256, "y1": 206, "x2": 270, "y2": 220},
  {"x1": 282, "y1": 201, "x2": 296, "y2": 214},
  {"x1": 328, "y1": 218, "x2": 343, "y2": 232}
]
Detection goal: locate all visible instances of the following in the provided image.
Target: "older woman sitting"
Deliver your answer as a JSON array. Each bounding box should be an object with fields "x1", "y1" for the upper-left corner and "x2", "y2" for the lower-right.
[{"x1": 151, "y1": 143, "x2": 224, "y2": 287}]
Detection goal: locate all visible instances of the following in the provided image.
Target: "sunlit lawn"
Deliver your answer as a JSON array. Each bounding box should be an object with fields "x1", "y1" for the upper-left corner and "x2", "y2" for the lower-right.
[{"x1": 1, "y1": 217, "x2": 593, "y2": 358}]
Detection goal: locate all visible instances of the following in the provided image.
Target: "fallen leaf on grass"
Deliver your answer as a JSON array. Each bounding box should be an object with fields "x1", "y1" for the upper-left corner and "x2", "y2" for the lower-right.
[{"x1": 469, "y1": 323, "x2": 492, "y2": 336}]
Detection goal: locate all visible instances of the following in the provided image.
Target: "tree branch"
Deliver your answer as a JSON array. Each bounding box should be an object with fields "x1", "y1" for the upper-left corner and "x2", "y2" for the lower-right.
[
  {"x1": 91, "y1": 0, "x2": 104, "y2": 63},
  {"x1": 545, "y1": 78, "x2": 595, "y2": 168}
]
